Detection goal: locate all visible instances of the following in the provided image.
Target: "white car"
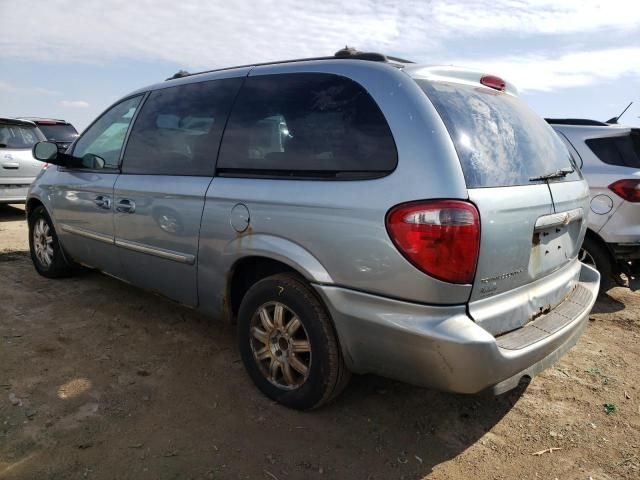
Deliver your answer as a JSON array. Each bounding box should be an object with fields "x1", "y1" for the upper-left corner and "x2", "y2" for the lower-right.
[
  {"x1": 0, "y1": 118, "x2": 46, "y2": 204},
  {"x1": 549, "y1": 119, "x2": 640, "y2": 289}
]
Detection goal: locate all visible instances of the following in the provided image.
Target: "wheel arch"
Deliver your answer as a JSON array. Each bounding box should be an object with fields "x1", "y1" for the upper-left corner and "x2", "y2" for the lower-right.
[
  {"x1": 228, "y1": 256, "x2": 293, "y2": 320},
  {"x1": 221, "y1": 234, "x2": 334, "y2": 321},
  {"x1": 584, "y1": 228, "x2": 616, "y2": 263},
  {"x1": 25, "y1": 197, "x2": 45, "y2": 219}
]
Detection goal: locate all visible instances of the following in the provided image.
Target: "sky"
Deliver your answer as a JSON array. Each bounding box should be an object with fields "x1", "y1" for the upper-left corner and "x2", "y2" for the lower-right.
[{"x1": 1, "y1": 0, "x2": 639, "y2": 131}]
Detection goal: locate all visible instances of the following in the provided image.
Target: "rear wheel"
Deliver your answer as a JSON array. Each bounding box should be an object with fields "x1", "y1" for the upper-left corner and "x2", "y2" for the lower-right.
[
  {"x1": 28, "y1": 205, "x2": 74, "y2": 278},
  {"x1": 579, "y1": 236, "x2": 613, "y2": 294},
  {"x1": 237, "y1": 273, "x2": 350, "y2": 410}
]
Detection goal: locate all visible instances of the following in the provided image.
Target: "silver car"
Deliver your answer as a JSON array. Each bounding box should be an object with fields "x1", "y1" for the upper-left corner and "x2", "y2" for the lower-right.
[
  {"x1": 550, "y1": 119, "x2": 640, "y2": 289},
  {"x1": 27, "y1": 50, "x2": 600, "y2": 409},
  {"x1": 0, "y1": 118, "x2": 46, "y2": 204}
]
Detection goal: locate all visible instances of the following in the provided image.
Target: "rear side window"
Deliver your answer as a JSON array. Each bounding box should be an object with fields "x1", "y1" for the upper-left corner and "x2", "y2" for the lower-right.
[
  {"x1": 417, "y1": 80, "x2": 581, "y2": 188},
  {"x1": 0, "y1": 124, "x2": 45, "y2": 149},
  {"x1": 122, "y1": 78, "x2": 243, "y2": 176},
  {"x1": 586, "y1": 132, "x2": 640, "y2": 169},
  {"x1": 217, "y1": 73, "x2": 397, "y2": 178}
]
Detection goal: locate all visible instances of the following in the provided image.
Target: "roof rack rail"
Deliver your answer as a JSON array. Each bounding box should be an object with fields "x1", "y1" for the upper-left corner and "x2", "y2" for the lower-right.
[
  {"x1": 165, "y1": 70, "x2": 191, "y2": 81},
  {"x1": 0, "y1": 117, "x2": 37, "y2": 127},
  {"x1": 19, "y1": 117, "x2": 69, "y2": 124},
  {"x1": 164, "y1": 47, "x2": 413, "y2": 81},
  {"x1": 333, "y1": 46, "x2": 414, "y2": 64},
  {"x1": 545, "y1": 118, "x2": 610, "y2": 126}
]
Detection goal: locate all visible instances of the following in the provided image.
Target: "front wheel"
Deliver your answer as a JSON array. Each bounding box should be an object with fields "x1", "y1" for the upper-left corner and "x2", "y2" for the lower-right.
[
  {"x1": 28, "y1": 205, "x2": 74, "y2": 278},
  {"x1": 237, "y1": 273, "x2": 350, "y2": 410}
]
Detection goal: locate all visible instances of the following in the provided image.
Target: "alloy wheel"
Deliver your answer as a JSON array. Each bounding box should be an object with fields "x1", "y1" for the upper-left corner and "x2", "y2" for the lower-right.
[
  {"x1": 249, "y1": 301, "x2": 312, "y2": 390},
  {"x1": 33, "y1": 218, "x2": 54, "y2": 268}
]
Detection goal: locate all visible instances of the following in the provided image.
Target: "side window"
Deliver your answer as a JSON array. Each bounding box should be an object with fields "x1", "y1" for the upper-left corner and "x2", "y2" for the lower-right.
[
  {"x1": 586, "y1": 134, "x2": 640, "y2": 169},
  {"x1": 71, "y1": 95, "x2": 143, "y2": 169},
  {"x1": 121, "y1": 78, "x2": 243, "y2": 176},
  {"x1": 217, "y1": 73, "x2": 397, "y2": 178}
]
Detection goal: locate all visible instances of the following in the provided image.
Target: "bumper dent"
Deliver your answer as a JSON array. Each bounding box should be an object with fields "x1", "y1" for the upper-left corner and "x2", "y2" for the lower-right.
[{"x1": 315, "y1": 263, "x2": 600, "y2": 394}]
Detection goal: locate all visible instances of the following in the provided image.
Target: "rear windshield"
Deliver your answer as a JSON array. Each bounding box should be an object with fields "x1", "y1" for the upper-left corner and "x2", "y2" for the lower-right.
[
  {"x1": 416, "y1": 80, "x2": 581, "y2": 188},
  {"x1": 0, "y1": 123, "x2": 45, "y2": 149},
  {"x1": 36, "y1": 123, "x2": 78, "y2": 142},
  {"x1": 585, "y1": 130, "x2": 640, "y2": 169}
]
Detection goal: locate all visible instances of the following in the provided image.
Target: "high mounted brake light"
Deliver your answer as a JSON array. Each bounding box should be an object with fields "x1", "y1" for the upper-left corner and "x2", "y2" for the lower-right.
[
  {"x1": 480, "y1": 75, "x2": 506, "y2": 91},
  {"x1": 386, "y1": 200, "x2": 481, "y2": 284}
]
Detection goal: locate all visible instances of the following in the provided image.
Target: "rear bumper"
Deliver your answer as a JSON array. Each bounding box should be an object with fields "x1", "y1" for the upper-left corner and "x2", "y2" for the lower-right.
[{"x1": 314, "y1": 263, "x2": 599, "y2": 394}]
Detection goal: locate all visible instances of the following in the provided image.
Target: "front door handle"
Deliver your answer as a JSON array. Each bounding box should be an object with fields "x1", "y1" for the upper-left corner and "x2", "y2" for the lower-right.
[
  {"x1": 116, "y1": 199, "x2": 136, "y2": 214},
  {"x1": 94, "y1": 195, "x2": 111, "y2": 209},
  {"x1": 2, "y1": 162, "x2": 19, "y2": 169}
]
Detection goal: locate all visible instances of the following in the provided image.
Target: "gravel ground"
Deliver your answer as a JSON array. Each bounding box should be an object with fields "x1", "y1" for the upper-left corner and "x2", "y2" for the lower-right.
[{"x1": 1, "y1": 203, "x2": 639, "y2": 480}]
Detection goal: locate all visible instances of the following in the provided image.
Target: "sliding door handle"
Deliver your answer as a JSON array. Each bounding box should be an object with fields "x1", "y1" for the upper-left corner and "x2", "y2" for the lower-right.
[
  {"x1": 94, "y1": 195, "x2": 111, "y2": 209},
  {"x1": 116, "y1": 199, "x2": 136, "y2": 214}
]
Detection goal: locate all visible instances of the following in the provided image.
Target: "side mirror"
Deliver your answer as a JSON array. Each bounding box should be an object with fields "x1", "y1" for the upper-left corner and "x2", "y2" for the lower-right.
[{"x1": 33, "y1": 141, "x2": 60, "y2": 162}]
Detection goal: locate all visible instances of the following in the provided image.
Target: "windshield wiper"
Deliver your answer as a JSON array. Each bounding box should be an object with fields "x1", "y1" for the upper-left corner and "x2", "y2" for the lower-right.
[{"x1": 529, "y1": 167, "x2": 574, "y2": 182}]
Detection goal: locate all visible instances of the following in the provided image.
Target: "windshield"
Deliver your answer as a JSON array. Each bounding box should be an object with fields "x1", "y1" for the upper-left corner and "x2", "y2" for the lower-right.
[
  {"x1": 416, "y1": 80, "x2": 581, "y2": 188},
  {"x1": 36, "y1": 123, "x2": 78, "y2": 142},
  {"x1": 0, "y1": 123, "x2": 45, "y2": 149}
]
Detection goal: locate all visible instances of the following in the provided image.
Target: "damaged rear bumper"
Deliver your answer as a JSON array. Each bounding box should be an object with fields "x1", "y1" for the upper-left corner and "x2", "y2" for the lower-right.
[{"x1": 314, "y1": 262, "x2": 600, "y2": 394}]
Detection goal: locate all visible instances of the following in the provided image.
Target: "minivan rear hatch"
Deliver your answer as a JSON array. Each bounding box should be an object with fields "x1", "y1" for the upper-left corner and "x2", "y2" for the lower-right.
[{"x1": 415, "y1": 77, "x2": 589, "y2": 336}]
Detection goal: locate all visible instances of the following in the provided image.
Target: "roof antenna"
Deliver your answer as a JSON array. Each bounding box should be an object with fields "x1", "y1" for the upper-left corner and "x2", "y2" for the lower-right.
[{"x1": 606, "y1": 101, "x2": 632, "y2": 124}]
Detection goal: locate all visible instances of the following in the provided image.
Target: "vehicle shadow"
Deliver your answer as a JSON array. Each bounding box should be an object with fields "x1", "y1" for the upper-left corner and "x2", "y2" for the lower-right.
[
  {"x1": 315, "y1": 374, "x2": 526, "y2": 477},
  {"x1": 0, "y1": 255, "x2": 526, "y2": 479},
  {"x1": 0, "y1": 204, "x2": 26, "y2": 222},
  {"x1": 592, "y1": 290, "x2": 627, "y2": 314}
]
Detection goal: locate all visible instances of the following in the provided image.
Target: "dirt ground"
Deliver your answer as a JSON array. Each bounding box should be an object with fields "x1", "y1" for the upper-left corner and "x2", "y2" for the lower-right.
[{"x1": 1, "y1": 204, "x2": 639, "y2": 480}]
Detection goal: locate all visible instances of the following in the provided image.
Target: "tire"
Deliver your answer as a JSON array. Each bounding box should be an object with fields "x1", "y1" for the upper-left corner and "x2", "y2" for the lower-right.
[
  {"x1": 237, "y1": 273, "x2": 350, "y2": 410},
  {"x1": 28, "y1": 205, "x2": 74, "y2": 278},
  {"x1": 579, "y1": 236, "x2": 614, "y2": 294}
]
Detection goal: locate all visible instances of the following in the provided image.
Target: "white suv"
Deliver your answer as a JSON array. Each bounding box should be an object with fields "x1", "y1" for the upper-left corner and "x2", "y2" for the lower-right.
[{"x1": 549, "y1": 119, "x2": 640, "y2": 289}]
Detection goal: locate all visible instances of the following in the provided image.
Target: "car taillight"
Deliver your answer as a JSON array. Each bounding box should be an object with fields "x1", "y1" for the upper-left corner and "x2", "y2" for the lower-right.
[
  {"x1": 386, "y1": 200, "x2": 480, "y2": 284},
  {"x1": 608, "y1": 179, "x2": 640, "y2": 203}
]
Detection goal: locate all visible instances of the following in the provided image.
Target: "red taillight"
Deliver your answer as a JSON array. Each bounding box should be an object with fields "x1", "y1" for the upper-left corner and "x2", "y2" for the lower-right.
[
  {"x1": 608, "y1": 179, "x2": 640, "y2": 203},
  {"x1": 480, "y1": 75, "x2": 506, "y2": 91},
  {"x1": 386, "y1": 200, "x2": 480, "y2": 284}
]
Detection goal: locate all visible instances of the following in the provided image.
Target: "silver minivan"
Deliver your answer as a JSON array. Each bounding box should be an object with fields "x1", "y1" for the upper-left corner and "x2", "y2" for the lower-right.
[{"x1": 27, "y1": 50, "x2": 600, "y2": 409}]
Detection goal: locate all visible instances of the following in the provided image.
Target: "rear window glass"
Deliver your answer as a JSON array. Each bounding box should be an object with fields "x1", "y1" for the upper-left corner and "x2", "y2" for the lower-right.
[
  {"x1": 217, "y1": 73, "x2": 397, "y2": 178},
  {"x1": 36, "y1": 123, "x2": 78, "y2": 142},
  {"x1": 586, "y1": 131, "x2": 640, "y2": 169},
  {"x1": 416, "y1": 80, "x2": 581, "y2": 188},
  {"x1": 0, "y1": 124, "x2": 45, "y2": 149},
  {"x1": 122, "y1": 78, "x2": 242, "y2": 176}
]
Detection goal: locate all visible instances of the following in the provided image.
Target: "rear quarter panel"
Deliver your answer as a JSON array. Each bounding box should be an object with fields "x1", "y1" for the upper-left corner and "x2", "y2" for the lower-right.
[{"x1": 196, "y1": 61, "x2": 473, "y2": 319}]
